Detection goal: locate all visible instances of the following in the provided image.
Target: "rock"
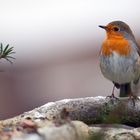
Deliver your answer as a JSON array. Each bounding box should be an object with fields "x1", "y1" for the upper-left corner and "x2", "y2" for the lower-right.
[
  {"x1": 11, "y1": 134, "x2": 42, "y2": 140},
  {"x1": 38, "y1": 121, "x2": 89, "y2": 140},
  {"x1": 2, "y1": 96, "x2": 140, "y2": 126},
  {"x1": 10, "y1": 121, "x2": 89, "y2": 140},
  {"x1": 89, "y1": 126, "x2": 136, "y2": 140},
  {"x1": 0, "y1": 96, "x2": 140, "y2": 140},
  {"x1": 18, "y1": 96, "x2": 140, "y2": 126}
]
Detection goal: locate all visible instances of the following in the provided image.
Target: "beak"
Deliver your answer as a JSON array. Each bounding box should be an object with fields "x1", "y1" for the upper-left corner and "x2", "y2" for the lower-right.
[{"x1": 99, "y1": 25, "x2": 107, "y2": 30}]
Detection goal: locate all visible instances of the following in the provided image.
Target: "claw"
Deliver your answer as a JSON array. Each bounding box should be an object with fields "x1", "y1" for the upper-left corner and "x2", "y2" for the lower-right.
[
  {"x1": 106, "y1": 85, "x2": 119, "y2": 102},
  {"x1": 106, "y1": 93, "x2": 119, "y2": 101}
]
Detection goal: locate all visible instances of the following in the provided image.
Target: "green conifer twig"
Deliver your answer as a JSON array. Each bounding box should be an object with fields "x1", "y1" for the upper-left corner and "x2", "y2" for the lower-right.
[{"x1": 0, "y1": 43, "x2": 15, "y2": 64}]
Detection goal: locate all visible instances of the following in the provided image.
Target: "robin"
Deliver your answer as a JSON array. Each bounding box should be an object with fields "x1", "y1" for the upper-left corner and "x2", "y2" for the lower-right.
[{"x1": 99, "y1": 21, "x2": 140, "y2": 99}]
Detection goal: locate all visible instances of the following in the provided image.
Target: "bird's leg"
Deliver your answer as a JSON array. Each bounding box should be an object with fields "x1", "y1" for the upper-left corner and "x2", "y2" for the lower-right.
[
  {"x1": 106, "y1": 85, "x2": 119, "y2": 100},
  {"x1": 111, "y1": 85, "x2": 115, "y2": 97},
  {"x1": 128, "y1": 92, "x2": 139, "y2": 106}
]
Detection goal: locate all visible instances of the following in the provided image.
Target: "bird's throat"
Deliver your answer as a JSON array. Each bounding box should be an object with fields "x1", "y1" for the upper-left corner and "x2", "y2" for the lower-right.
[{"x1": 101, "y1": 37, "x2": 131, "y2": 56}]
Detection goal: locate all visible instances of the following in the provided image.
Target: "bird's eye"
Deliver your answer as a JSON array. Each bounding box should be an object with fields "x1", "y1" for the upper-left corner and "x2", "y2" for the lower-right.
[{"x1": 113, "y1": 27, "x2": 120, "y2": 32}]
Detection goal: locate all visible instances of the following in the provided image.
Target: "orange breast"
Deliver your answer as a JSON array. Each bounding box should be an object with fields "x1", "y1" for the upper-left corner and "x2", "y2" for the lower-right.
[{"x1": 101, "y1": 37, "x2": 131, "y2": 56}]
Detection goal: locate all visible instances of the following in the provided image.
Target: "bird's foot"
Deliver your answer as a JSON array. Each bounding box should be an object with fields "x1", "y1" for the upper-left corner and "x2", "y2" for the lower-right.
[
  {"x1": 106, "y1": 93, "x2": 119, "y2": 104},
  {"x1": 106, "y1": 93, "x2": 119, "y2": 100},
  {"x1": 128, "y1": 94, "x2": 139, "y2": 106}
]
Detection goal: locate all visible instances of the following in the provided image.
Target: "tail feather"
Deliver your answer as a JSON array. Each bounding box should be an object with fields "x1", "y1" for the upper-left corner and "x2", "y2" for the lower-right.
[{"x1": 119, "y1": 83, "x2": 131, "y2": 97}]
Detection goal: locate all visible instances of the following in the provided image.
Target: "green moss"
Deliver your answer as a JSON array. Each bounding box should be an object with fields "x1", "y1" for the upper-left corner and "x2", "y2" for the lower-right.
[
  {"x1": 71, "y1": 99, "x2": 140, "y2": 127},
  {"x1": 88, "y1": 132, "x2": 104, "y2": 140}
]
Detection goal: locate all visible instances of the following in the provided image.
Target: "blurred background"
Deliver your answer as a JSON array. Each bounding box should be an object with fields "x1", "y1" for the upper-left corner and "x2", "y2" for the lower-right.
[{"x1": 0, "y1": 0, "x2": 140, "y2": 119}]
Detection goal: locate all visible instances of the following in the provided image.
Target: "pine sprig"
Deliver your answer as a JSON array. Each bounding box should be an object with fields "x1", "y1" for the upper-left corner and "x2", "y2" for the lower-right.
[{"x1": 0, "y1": 43, "x2": 15, "y2": 64}]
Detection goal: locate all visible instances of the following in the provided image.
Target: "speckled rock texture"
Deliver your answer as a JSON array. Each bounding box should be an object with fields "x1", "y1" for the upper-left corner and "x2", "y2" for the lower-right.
[
  {"x1": 0, "y1": 96, "x2": 140, "y2": 140},
  {"x1": 17, "y1": 96, "x2": 140, "y2": 126}
]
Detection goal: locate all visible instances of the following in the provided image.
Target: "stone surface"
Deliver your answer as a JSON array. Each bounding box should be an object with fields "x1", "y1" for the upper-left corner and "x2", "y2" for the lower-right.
[
  {"x1": 89, "y1": 126, "x2": 140, "y2": 140},
  {"x1": 10, "y1": 121, "x2": 89, "y2": 140},
  {"x1": 11, "y1": 134, "x2": 42, "y2": 140},
  {"x1": 0, "y1": 96, "x2": 140, "y2": 140},
  {"x1": 17, "y1": 96, "x2": 140, "y2": 126}
]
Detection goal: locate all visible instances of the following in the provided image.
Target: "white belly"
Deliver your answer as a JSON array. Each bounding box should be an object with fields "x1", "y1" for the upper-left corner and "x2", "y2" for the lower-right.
[{"x1": 100, "y1": 52, "x2": 139, "y2": 84}]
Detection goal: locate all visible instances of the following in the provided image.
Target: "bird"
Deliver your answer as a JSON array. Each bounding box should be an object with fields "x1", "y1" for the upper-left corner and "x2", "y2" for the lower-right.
[{"x1": 99, "y1": 20, "x2": 140, "y2": 99}]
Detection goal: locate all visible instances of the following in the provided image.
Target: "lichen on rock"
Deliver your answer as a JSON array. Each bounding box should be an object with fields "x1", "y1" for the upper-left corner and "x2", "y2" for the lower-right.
[{"x1": 0, "y1": 96, "x2": 140, "y2": 140}]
